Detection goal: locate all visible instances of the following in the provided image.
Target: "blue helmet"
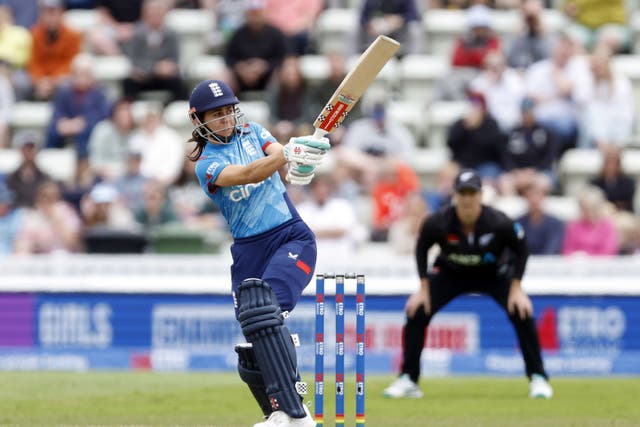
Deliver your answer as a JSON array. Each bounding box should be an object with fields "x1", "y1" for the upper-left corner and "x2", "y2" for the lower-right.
[
  {"x1": 188, "y1": 80, "x2": 243, "y2": 144},
  {"x1": 189, "y1": 79, "x2": 239, "y2": 114}
]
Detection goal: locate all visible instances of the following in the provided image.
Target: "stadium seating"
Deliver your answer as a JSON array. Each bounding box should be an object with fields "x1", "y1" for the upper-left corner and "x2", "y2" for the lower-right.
[
  {"x1": 0, "y1": 148, "x2": 76, "y2": 183},
  {"x1": 92, "y1": 55, "x2": 132, "y2": 100},
  {"x1": 186, "y1": 54, "x2": 226, "y2": 88},
  {"x1": 387, "y1": 100, "x2": 428, "y2": 147},
  {"x1": 558, "y1": 148, "x2": 602, "y2": 195},
  {"x1": 408, "y1": 147, "x2": 450, "y2": 188},
  {"x1": 424, "y1": 100, "x2": 468, "y2": 148},
  {"x1": 399, "y1": 54, "x2": 449, "y2": 103},
  {"x1": 165, "y1": 9, "x2": 215, "y2": 69},
  {"x1": 314, "y1": 7, "x2": 358, "y2": 54},
  {"x1": 299, "y1": 55, "x2": 331, "y2": 82},
  {"x1": 9, "y1": 102, "x2": 52, "y2": 137}
]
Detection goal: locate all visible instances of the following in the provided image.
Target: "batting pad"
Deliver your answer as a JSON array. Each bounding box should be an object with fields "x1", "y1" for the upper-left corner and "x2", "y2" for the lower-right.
[
  {"x1": 236, "y1": 278, "x2": 306, "y2": 419},
  {"x1": 235, "y1": 343, "x2": 272, "y2": 416}
]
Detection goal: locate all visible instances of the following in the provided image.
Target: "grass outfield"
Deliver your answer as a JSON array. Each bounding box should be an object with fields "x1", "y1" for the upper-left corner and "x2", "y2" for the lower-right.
[{"x1": 0, "y1": 372, "x2": 638, "y2": 427}]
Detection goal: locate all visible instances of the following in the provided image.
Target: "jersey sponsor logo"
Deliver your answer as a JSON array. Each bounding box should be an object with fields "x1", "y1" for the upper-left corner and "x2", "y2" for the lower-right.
[
  {"x1": 208, "y1": 82, "x2": 223, "y2": 97},
  {"x1": 514, "y1": 222, "x2": 525, "y2": 239},
  {"x1": 228, "y1": 181, "x2": 264, "y2": 202},
  {"x1": 447, "y1": 253, "x2": 482, "y2": 266},
  {"x1": 447, "y1": 233, "x2": 460, "y2": 244},
  {"x1": 478, "y1": 233, "x2": 494, "y2": 246}
]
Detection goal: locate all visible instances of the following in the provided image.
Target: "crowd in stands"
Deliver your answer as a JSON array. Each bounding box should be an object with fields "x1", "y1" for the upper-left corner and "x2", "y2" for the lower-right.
[{"x1": 0, "y1": 0, "x2": 639, "y2": 259}]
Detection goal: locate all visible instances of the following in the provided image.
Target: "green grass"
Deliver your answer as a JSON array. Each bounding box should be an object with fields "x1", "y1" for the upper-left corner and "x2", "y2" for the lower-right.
[{"x1": 0, "y1": 372, "x2": 638, "y2": 426}]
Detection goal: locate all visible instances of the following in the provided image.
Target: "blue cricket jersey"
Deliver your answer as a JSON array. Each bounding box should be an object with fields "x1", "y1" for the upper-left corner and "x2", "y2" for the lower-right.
[{"x1": 194, "y1": 122, "x2": 296, "y2": 239}]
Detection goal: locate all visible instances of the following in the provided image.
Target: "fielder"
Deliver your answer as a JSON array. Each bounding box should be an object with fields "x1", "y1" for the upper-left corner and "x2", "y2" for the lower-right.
[
  {"x1": 384, "y1": 168, "x2": 553, "y2": 400},
  {"x1": 188, "y1": 79, "x2": 327, "y2": 426}
]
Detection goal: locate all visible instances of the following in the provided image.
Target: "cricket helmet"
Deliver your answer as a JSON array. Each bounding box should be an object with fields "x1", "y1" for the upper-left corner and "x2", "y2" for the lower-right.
[{"x1": 188, "y1": 79, "x2": 243, "y2": 144}]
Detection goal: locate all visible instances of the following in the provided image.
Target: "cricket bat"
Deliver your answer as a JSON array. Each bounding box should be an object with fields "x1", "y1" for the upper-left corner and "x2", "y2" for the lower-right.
[{"x1": 312, "y1": 35, "x2": 400, "y2": 139}]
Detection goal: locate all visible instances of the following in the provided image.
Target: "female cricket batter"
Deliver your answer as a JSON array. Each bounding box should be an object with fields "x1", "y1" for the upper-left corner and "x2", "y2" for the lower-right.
[{"x1": 188, "y1": 79, "x2": 328, "y2": 427}]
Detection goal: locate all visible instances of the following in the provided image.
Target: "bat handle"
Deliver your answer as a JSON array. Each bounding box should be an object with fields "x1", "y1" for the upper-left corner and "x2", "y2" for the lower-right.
[{"x1": 313, "y1": 128, "x2": 328, "y2": 140}]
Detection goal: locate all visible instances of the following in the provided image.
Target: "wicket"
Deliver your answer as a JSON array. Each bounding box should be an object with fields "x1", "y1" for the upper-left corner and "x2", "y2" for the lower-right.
[{"x1": 315, "y1": 273, "x2": 366, "y2": 427}]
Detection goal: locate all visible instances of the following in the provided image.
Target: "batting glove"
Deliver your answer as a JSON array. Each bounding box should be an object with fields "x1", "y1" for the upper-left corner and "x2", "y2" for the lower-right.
[
  {"x1": 283, "y1": 136, "x2": 330, "y2": 166},
  {"x1": 286, "y1": 162, "x2": 316, "y2": 185}
]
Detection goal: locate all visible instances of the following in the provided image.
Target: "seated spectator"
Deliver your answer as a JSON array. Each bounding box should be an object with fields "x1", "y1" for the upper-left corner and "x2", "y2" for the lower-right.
[
  {"x1": 469, "y1": 49, "x2": 526, "y2": 132},
  {"x1": 0, "y1": 5, "x2": 33, "y2": 100},
  {"x1": 446, "y1": 91, "x2": 506, "y2": 183},
  {"x1": 563, "y1": 0, "x2": 630, "y2": 54},
  {"x1": 517, "y1": 178, "x2": 564, "y2": 255},
  {"x1": 80, "y1": 182, "x2": 139, "y2": 231},
  {"x1": 87, "y1": 0, "x2": 143, "y2": 55},
  {"x1": 506, "y1": 0, "x2": 551, "y2": 72},
  {"x1": 423, "y1": 161, "x2": 458, "y2": 212},
  {"x1": 121, "y1": 0, "x2": 187, "y2": 103},
  {"x1": 0, "y1": 182, "x2": 23, "y2": 255},
  {"x1": 112, "y1": 150, "x2": 148, "y2": 212},
  {"x1": 0, "y1": 62, "x2": 14, "y2": 148},
  {"x1": 562, "y1": 185, "x2": 618, "y2": 256},
  {"x1": 590, "y1": 146, "x2": 636, "y2": 213},
  {"x1": 581, "y1": 46, "x2": 634, "y2": 149},
  {"x1": 357, "y1": 0, "x2": 421, "y2": 56},
  {"x1": 296, "y1": 173, "x2": 366, "y2": 270},
  {"x1": 14, "y1": 180, "x2": 82, "y2": 254},
  {"x1": 133, "y1": 179, "x2": 178, "y2": 231},
  {"x1": 88, "y1": 98, "x2": 136, "y2": 180},
  {"x1": 337, "y1": 90, "x2": 417, "y2": 193},
  {"x1": 27, "y1": 0, "x2": 82, "y2": 101},
  {"x1": 370, "y1": 158, "x2": 420, "y2": 242},
  {"x1": 5, "y1": 131, "x2": 51, "y2": 208},
  {"x1": 614, "y1": 211, "x2": 640, "y2": 255},
  {"x1": 264, "y1": 0, "x2": 323, "y2": 55},
  {"x1": 60, "y1": 157, "x2": 100, "y2": 214},
  {"x1": 129, "y1": 104, "x2": 184, "y2": 185},
  {"x1": 524, "y1": 32, "x2": 591, "y2": 156},
  {"x1": 451, "y1": 4, "x2": 501, "y2": 69},
  {"x1": 266, "y1": 55, "x2": 311, "y2": 133},
  {"x1": 45, "y1": 53, "x2": 112, "y2": 158},
  {"x1": 223, "y1": 0, "x2": 287, "y2": 95},
  {"x1": 497, "y1": 97, "x2": 557, "y2": 196}
]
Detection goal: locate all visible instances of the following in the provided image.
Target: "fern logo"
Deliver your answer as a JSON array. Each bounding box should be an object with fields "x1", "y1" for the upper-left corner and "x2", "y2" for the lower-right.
[{"x1": 209, "y1": 82, "x2": 223, "y2": 97}]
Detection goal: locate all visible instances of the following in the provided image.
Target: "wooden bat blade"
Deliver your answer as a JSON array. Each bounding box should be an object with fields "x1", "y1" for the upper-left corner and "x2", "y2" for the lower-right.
[{"x1": 313, "y1": 35, "x2": 400, "y2": 136}]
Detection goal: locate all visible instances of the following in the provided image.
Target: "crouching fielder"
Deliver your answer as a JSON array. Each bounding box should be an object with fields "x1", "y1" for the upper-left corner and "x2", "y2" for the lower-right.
[{"x1": 187, "y1": 80, "x2": 329, "y2": 426}]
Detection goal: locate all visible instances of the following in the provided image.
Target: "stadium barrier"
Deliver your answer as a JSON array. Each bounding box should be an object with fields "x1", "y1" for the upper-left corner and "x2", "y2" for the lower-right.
[{"x1": 0, "y1": 253, "x2": 638, "y2": 375}]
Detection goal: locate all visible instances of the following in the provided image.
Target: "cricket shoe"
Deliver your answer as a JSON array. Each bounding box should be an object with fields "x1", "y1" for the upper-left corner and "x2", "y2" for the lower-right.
[
  {"x1": 529, "y1": 373, "x2": 553, "y2": 399},
  {"x1": 383, "y1": 373, "x2": 424, "y2": 398},
  {"x1": 253, "y1": 404, "x2": 315, "y2": 427}
]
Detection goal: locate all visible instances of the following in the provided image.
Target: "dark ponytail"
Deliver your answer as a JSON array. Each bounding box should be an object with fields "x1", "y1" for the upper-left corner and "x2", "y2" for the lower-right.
[{"x1": 187, "y1": 130, "x2": 208, "y2": 162}]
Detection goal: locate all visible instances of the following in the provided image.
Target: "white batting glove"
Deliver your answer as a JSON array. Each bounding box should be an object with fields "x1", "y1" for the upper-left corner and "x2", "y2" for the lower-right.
[
  {"x1": 286, "y1": 162, "x2": 316, "y2": 185},
  {"x1": 283, "y1": 136, "x2": 330, "y2": 166}
]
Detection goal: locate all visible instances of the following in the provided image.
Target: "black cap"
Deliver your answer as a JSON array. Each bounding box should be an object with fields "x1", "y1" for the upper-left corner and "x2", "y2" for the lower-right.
[{"x1": 454, "y1": 168, "x2": 482, "y2": 192}]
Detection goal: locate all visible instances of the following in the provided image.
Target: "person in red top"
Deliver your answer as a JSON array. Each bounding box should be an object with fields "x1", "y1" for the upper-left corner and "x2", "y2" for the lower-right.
[
  {"x1": 27, "y1": 0, "x2": 82, "y2": 100},
  {"x1": 451, "y1": 4, "x2": 501, "y2": 69},
  {"x1": 371, "y1": 159, "x2": 420, "y2": 242}
]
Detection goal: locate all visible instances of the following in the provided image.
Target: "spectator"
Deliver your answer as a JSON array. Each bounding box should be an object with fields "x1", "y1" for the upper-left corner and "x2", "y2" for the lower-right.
[
  {"x1": 264, "y1": 0, "x2": 323, "y2": 56},
  {"x1": 388, "y1": 190, "x2": 429, "y2": 255},
  {"x1": 357, "y1": 0, "x2": 422, "y2": 56},
  {"x1": 296, "y1": 173, "x2": 366, "y2": 270},
  {"x1": 562, "y1": 185, "x2": 618, "y2": 256},
  {"x1": 14, "y1": 180, "x2": 82, "y2": 254},
  {"x1": 370, "y1": 158, "x2": 420, "y2": 242},
  {"x1": 506, "y1": 0, "x2": 551, "y2": 71},
  {"x1": 0, "y1": 182, "x2": 23, "y2": 255},
  {"x1": 5, "y1": 131, "x2": 51, "y2": 208},
  {"x1": 223, "y1": 0, "x2": 287, "y2": 95},
  {"x1": 80, "y1": 181, "x2": 139, "y2": 231},
  {"x1": 129, "y1": 104, "x2": 184, "y2": 185},
  {"x1": 447, "y1": 91, "x2": 506, "y2": 182},
  {"x1": 60, "y1": 157, "x2": 100, "y2": 214},
  {"x1": 516, "y1": 178, "x2": 564, "y2": 255},
  {"x1": 0, "y1": 5, "x2": 33, "y2": 100},
  {"x1": 112, "y1": 150, "x2": 148, "y2": 212},
  {"x1": 121, "y1": 0, "x2": 187, "y2": 103},
  {"x1": 88, "y1": 98, "x2": 136, "y2": 180},
  {"x1": 423, "y1": 161, "x2": 458, "y2": 212},
  {"x1": 581, "y1": 46, "x2": 634, "y2": 149},
  {"x1": 266, "y1": 55, "x2": 311, "y2": 133},
  {"x1": 469, "y1": 49, "x2": 526, "y2": 132},
  {"x1": 87, "y1": 0, "x2": 143, "y2": 55},
  {"x1": 524, "y1": 32, "x2": 592, "y2": 155},
  {"x1": 45, "y1": 53, "x2": 112, "y2": 158},
  {"x1": 27, "y1": 0, "x2": 82, "y2": 101},
  {"x1": 563, "y1": 0, "x2": 630, "y2": 54},
  {"x1": 133, "y1": 178, "x2": 178, "y2": 231},
  {"x1": 590, "y1": 146, "x2": 636, "y2": 213},
  {"x1": 614, "y1": 211, "x2": 640, "y2": 255},
  {"x1": 451, "y1": 4, "x2": 501, "y2": 69},
  {"x1": 497, "y1": 97, "x2": 557, "y2": 196},
  {"x1": 0, "y1": 61, "x2": 14, "y2": 148}
]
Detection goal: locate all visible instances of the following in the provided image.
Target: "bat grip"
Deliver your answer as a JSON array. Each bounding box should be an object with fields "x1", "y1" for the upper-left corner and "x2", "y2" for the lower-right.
[{"x1": 313, "y1": 128, "x2": 328, "y2": 140}]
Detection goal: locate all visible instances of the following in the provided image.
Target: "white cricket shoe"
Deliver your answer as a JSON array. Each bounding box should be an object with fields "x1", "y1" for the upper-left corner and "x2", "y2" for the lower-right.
[
  {"x1": 253, "y1": 404, "x2": 315, "y2": 427},
  {"x1": 529, "y1": 374, "x2": 553, "y2": 399},
  {"x1": 383, "y1": 374, "x2": 424, "y2": 398}
]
